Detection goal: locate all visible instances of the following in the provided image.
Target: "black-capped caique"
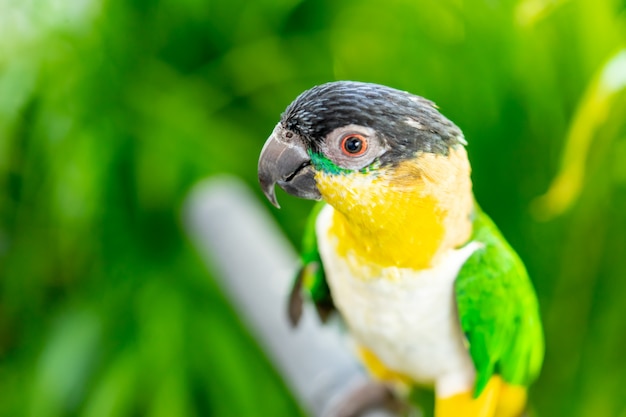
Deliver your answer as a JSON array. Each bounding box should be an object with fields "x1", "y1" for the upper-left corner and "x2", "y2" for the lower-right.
[{"x1": 258, "y1": 81, "x2": 543, "y2": 417}]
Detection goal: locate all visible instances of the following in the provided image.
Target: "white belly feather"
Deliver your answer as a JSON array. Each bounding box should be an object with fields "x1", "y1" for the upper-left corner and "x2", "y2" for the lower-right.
[{"x1": 316, "y1": 205, "x2": 481, "y2": 397}]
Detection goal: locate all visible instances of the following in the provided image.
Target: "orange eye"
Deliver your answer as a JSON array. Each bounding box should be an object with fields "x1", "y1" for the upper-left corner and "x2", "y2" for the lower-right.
[{"x1": 341, "y1": 134, "x2": 368, "y2": 156}]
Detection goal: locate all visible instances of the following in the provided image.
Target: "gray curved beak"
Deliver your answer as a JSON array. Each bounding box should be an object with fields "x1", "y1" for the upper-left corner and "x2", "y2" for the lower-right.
[{"x1": 258, "y1": 125, "x2": 321, "y2": 208}]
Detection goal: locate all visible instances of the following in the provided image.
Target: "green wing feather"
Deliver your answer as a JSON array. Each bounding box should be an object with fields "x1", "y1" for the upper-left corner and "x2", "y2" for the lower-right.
[
  {"x1": 288, "y1": 201, "x2": 334, "y2": 325},
  {"x1": 455, "y1": 207, "x2": 544, "y2": 396}
]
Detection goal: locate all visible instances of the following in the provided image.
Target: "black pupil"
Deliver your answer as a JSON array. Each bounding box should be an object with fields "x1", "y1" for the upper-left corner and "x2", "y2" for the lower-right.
[{"x1": 344, "y1": 136, "x2": 363, "y2": 153}]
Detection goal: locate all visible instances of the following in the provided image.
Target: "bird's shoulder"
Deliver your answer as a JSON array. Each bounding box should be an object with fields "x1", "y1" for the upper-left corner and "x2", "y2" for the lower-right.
[
  {"x1": 288, "y1": 201, "x2": 334, "y2": 325},
  {"x1": 454, "y1": 206, "x2": 544, "y2": 395}
]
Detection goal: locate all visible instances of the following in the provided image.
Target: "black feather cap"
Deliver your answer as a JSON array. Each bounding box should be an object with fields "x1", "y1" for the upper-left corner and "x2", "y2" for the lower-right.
[{"x1": 281, "y1": 81, "x2": 466, "y2": 163}]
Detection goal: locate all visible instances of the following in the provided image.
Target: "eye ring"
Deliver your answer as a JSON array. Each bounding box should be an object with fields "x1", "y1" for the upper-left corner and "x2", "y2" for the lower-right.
[{"x1": 340, "y1": 134, "x2": 368, "y2": 156}]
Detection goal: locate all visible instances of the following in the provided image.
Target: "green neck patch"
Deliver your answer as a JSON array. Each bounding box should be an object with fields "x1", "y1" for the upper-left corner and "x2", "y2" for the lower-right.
[
  {"x1": 309, "y1": 151, "x2": 352, "y2": 175},
  {"x1": 308, "y1": 150, "x2": 379, "y2": 175}
]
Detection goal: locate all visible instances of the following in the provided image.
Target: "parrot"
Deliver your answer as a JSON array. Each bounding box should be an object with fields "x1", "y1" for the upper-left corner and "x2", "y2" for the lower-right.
[{"x1": 257, "y1": 81, "x2": 544, "y2": 417}]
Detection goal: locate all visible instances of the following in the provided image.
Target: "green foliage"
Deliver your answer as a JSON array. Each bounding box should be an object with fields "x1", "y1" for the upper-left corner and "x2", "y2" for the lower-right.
[{"x1": 1, "y1": 0, "x2": 626, "y2": 416}]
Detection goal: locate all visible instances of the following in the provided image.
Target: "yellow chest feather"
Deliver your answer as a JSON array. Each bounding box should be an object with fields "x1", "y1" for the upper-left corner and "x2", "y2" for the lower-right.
[{"x1": 314, "y1": 147, "x2": 473, "y2": 272}]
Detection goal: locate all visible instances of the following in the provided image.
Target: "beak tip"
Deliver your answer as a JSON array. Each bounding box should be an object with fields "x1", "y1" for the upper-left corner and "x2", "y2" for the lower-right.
[
  {"x1": 259, "y1": 177, "x2": 281, "y2": 209},
  {"x1": 268, "y1": 194, "x2": 281, "y2": 209}
]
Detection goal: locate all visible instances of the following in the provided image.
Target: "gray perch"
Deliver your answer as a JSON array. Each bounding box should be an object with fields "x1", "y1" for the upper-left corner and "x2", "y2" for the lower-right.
[{"x1": 184, "y1": 176, "x2": 397, "y2": 417}]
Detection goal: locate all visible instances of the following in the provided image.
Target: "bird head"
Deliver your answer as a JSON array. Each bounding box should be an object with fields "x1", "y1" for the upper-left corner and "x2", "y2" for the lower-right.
[{"x1": 258, "y1": 81, "x2": 474, "y2": 267}]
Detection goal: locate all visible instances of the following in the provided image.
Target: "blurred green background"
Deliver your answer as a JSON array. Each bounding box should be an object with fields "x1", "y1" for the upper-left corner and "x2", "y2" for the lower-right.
[{"x1": 1, "y1": 0, "x2": 626, "y2": 416}]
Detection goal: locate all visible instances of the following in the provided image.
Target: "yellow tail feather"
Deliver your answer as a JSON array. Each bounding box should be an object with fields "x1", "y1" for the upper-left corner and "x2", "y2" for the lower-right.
[{"x1": 436, "y1": 376, "x2": 527, "y2": 417}]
